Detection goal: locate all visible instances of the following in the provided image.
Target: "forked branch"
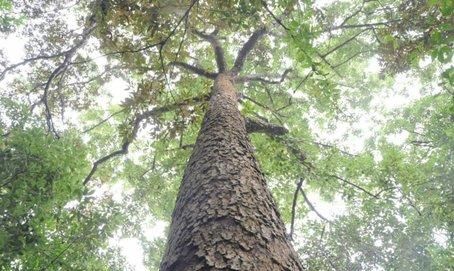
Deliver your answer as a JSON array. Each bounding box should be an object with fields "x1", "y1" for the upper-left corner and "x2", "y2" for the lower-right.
[{"x1": 193, "y1": 30, "x2": 226, "y2": 72}]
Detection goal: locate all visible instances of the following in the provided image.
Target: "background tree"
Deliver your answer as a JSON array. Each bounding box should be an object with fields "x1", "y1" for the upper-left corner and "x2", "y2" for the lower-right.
[{"x1": 0, "y1": 0, "x2": 452, "y2": 270}]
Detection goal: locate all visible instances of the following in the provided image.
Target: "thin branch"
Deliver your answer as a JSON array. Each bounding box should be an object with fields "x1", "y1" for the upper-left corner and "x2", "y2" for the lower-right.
[
  {"x1": 313, "y1": 141, "x2": 357, "y2": 157},
  {"x1": 332, "y1": 50, "x2": 369, "y2": 68},
  {"x1": 299, "y1": 184, "x2": 331, "y2": 222},
  {"x1": 39, "y1": 239, "x2": 75, "y2": 271},
  {"x1": 327, "y1": 20, "x2": 401, "y2": 32},
  {"x1": 236, "y1": 68, "x2": 292, "y2": 84},
  {"x1": 0, "y1": 53, "x2": 66, "y2": 81},
  {"x1": 291, "y1": 71, "x2": 313, "y2": 94},
  {"x1": 241, "y1": 95, "x2": 285, "y2": 125},
  {"x1": 328, "y1": 174, "x2": 378, "y2": 199},
  {"x1": 289, "y1": 178, "x2": 304, "y2": 239},
  {"x1": 338, "y1": 1, "x2": 365, "y2": 28},
  {"x1": 126, "y1": 0, "x2": 198, "y2": 54},
  {"x1": 169, "y1": 61, "x2": 217, "y2": 79},
  {"x1": 41, "y1": 57, "x2": 69, "y2": 139},
  {"x1": 82, "y1": 108, "x2": 126, "y2": 134},
  {"x1": 231, "y1": 27, "x2": 267, "y2": 75},
  {"x1": 83, "y1": 95, "x2": 209, "y2": 185},
  {"x1": 320, "y1": 28, "x2": 370, "y2": 58},
  {"x1": 261, "y1": 0, "x2": 290, "y2": 31},
  {"x1": 40, "y1": 23, "x2": 97, "y2": 139},
  {"x1": 193, "y1": 30, "x2": 226, "y2": 72}
]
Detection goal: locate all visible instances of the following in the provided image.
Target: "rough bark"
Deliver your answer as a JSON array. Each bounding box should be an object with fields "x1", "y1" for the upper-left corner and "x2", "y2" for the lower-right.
[{"x1": 160, "y1": 73, "x2": 304, "y2": 271}]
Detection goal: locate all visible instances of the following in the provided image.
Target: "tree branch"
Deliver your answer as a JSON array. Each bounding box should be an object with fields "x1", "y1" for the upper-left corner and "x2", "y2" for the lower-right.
[
  {"x1": 241, "y1": 95, "x2": 285, "y2": 125},
  {"x1": 170, "y1": 61, "x2": 217, "y2": 79},
  {"x1": 320, "y1": 28, "x2": 370, "y2": 58},
  {"x1": 231, "y1": 27, "x2": 267, "y2": 75},
  {"x1": 0, "y1": 53, "x2": 66, "y2": 81},
  {"x1": 327, "y1": 20, "x2": 401, "y2": 32},
  {"x1": 41, "y1": 23, "x2": 97, "y2": 138},
  {"x1": 261, "y1": 0, "x2": 290, "y2": 31},
  {"x1": 328, "y1": 174, "x2": 378, "y2": 199},
  {"x1": 289, "y1": 178, "x2": 304, "y2": 239},
  {"x1": 332, "y1": 50, "x2": 369, "y2": 68},
  {"x1": 83, "y1": 94, "x2": 209, "y2": 185},
  {"x1": 299, "y1": 184, "x2": 330, "y2": 222},
  {"x1": 236, "y1": 68, "x2": 292, "y2": 84},
  {"x1": 245, "y1": 117, "x2": 288, "y2": 136},
  {"x1": 82, "y1": 109, "x2": 126, "y2": 134},
  {"x1": 193, "y1": 30, "x2": 226, "y2": 72}
]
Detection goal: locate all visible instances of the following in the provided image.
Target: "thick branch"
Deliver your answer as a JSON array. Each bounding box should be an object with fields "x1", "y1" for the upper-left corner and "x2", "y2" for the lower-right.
[
  {"x1": 231, "y1": 27, "x2": 267, "y2": 75},
  {"x1": 193, "y1": 30, "x2": 226, "y2": 72},
  {"x1": 245, "y1": 117, "x2": 288, "y2": 136},
  {"x1": 170, "y1": 61, "x2": 217, "y2": 79},
  {"x1": 236, "y1": 69, "x2": 291, "y2": 84}
]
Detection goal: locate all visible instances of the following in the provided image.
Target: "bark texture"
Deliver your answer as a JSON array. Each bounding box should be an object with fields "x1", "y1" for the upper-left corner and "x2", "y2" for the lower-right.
[{"x1": 160, "y1": 73, "x2": 304, "y2": 271}]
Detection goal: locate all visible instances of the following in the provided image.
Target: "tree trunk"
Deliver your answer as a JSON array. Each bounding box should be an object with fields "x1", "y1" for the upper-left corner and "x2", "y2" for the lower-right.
[{"x1": 160, "y1": 73, "x2": 304, "y2": 270}]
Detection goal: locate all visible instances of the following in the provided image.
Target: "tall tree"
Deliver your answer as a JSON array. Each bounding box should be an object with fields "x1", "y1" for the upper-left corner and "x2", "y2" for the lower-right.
[
  {"x1": 160, "y1": 28, "x2": 303, "y2": 270},
  {"x1": 0, "y1": 0, "x2": 452, "y2": 270}
]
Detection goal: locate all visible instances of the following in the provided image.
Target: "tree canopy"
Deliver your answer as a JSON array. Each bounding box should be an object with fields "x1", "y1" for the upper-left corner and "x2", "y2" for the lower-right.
[{"x1": 0, "y1": 0, "x2": 452, "y2": 270}]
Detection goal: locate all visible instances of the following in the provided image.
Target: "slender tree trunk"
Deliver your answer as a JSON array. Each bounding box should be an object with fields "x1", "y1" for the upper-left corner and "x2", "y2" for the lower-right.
[{"x1": 160, "y1": 74, "x2": 304, "y2": 270}]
